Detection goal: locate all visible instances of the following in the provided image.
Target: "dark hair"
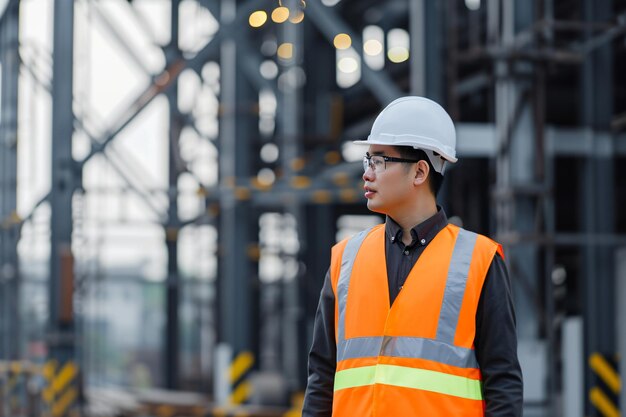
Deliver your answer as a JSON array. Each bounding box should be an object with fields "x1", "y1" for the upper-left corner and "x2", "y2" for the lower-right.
[{"x1": 393, "y1": 146, "x2": 444, "y2": 196}]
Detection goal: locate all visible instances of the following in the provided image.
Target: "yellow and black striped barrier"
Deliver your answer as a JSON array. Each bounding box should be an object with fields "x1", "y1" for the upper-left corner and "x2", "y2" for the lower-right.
[
  {"x1": 4, "y1": 363, "x2": 22, "y2": 415},
  {"x1": 0, "y1": 360, "x2": 41, "y2": 417},
  {"x1": 42, "y1": 359, "x2": 80, "y2": 417},
  {"x1": 589, "y1": 352, "x2": 621, "y2": 417},
  {"x1": 283, "y1": 392, "x2": 304, "y2": 417},
  {"x1": 229, "y1": 351, "x2": 255, "y2": 406}
]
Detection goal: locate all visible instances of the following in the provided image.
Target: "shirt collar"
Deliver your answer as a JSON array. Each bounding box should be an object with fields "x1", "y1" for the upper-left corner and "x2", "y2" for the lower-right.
[{"x1": 385, "y1": 206, "x2": 449, "y2": 247}]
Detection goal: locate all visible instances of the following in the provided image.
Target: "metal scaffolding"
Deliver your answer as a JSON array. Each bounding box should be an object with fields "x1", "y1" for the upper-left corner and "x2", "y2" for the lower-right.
[
  {"x1": 445, "y1": 1, "x2": 624, "y2": 415},
  {"x1": 0, "y1": 0, "x2": 624, "y2": 416},
  {"x1": 0, "y1": 0, "x2": 20, "y2": 362}
]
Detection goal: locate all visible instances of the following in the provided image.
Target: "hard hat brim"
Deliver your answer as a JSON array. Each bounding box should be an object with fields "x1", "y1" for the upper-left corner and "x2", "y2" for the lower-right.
[{"x1": 352, "y1": 137, "x2": 458, "y2": 164}]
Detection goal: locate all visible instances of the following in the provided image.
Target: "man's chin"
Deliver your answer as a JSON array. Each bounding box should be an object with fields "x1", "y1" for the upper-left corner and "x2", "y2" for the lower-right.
[{"x1": 366, "y1": 201, "x2": 386, "y2": 214}]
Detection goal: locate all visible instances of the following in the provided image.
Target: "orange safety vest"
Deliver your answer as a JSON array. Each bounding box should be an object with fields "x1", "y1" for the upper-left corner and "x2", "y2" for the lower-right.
[{"x1": 329, "y1": 223, "x2": 502, "y2": 417}]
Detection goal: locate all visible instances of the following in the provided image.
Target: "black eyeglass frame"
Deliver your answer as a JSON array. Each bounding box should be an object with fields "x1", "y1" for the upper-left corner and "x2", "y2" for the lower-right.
[{"x1": 363, "y1": 152, "x2": 422, "y2": 172}]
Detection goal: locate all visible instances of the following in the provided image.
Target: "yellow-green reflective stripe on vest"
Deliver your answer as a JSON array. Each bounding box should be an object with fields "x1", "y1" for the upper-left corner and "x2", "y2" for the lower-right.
[
  {"x1": 334, "y1": 366, "x2": 377, "y2": 390},
  {"x1": 334, "y1": 365, "x2": 484, "y2": 401}
]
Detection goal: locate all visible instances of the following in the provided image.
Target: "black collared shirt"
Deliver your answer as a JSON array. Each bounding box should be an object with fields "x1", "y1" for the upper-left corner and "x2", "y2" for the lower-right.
[
  {"x1": 302, "y1": 208, "x2": 523, "y2": 417},
  {"x1": 385, "y1": 211, "x2": 448, "y2": 305}
]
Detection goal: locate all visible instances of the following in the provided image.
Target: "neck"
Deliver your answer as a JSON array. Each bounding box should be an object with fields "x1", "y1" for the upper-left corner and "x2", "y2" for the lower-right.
[{"x1": 389, "y1": 194, "x2": 437, "y2": 243}]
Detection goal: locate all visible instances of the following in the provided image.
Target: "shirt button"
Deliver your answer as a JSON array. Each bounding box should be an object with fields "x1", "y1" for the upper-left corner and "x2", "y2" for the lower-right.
[
  {"x1": 391, "y1": 236, "x2": 395, "y2": 242},
  {"x1": 420, "y1": 239, "x2": 426, "y2": 245},
  {"x1": 404, "y1": 250, "x2": 409, "y2": 255}
]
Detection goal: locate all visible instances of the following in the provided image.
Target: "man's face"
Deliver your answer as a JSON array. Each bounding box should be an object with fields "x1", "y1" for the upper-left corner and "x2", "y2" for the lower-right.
[{"x1": 362, "y1": 145, "x2": 416, "y2": 215}]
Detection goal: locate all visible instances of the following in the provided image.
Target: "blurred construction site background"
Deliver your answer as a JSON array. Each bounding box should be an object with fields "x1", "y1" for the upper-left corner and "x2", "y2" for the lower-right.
[{"x1": 0, "y1": 0, "x2": 625, "y2": 416}]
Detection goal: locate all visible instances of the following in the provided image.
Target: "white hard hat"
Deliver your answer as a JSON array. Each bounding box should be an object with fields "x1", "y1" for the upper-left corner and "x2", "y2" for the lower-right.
[{"x1": 353, "y1": 96, "x2": 457, "y2": 174}]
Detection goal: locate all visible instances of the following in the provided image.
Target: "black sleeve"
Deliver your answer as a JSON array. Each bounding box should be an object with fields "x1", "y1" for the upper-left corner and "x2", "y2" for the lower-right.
[
  {"x1": 302, "y1": 269, "x2": 336, "y2": 417},
  {"x1": 475, "y1": 254, "x2": 524, "y2": 417}
]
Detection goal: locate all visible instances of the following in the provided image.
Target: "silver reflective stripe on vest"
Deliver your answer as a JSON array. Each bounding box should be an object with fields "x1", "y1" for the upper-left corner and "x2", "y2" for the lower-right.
[
  {"x1": 436, "y1": 228, "x2": 478, "y2": 344},
  {"x1": 338, "y1": 337, "x2": 384, "y2": 360},
  {"x1": 335, "y1": 226, "x2": 479, "y2": 369},
  {"x1": 337, "y1": 336, "x2": 478, "y2": 369},
  {"x1": 337, "y1": 228, "x2": 373, "y2": 343},
  {"x1": 379, "y1": 336, "x2": 479, "y2": 369}
]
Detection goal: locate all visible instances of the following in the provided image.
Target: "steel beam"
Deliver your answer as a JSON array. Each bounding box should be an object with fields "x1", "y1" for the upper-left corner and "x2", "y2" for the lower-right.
[
  {"x1": 424, "y1": 0, "x2": 444, "y2": 103},
  {"x1": 455, "y1": 124, "x2": 626, "y2": 158},
  {"x1": 445, "y1": 0, "x2": 460, "y2": 118},
  {"x1": 491, "y1": 1, "x2": 550, "y2": 414},
  {"x1": 492, "y1": 80, "x2": 542, "y2": 340},
  {"x1": 301, "y1": 204, "x2": 334, "y2": 379},
  {"x1": 305, "y1": 0, "x2": 401, "y2": 106},
  {"x1": 580, "y1": 1, "x2": 615, "y2": 416},
  {"x1": 534, "y1": 2, "x2": 558, "y2": 408},
  {"x1": 78, "y1": 0, "x2": 266, "y2": 172},
  {"x1": 581, "y1": 156, "x2": 616, "y2": 417},
  {"x1": 49, "y1": 0, "x2": 78, "y2": 371},
  {"x1": 618, "y1": 247, "x2": 626, "y2": 417},
  {"x1": 217, "y1": 0, "x2": 257, "y2": 393},
  {"x1": 0, "y1": 0, "x2": 20, "y2": 360},
  {"x1": 278, "y1": 0, "x2": 305, "y2": 392},
  {"x1": 409, "y1": 0, "x2": 425, "y2": 96},
  {"x1": 236, "y1": 41, "x2": 278, "y2": 94},
  {"x1": 296, "y1": 17, "x2": 338, "y2": 388},
  {"x1": 184, "y1": 0, "x2": 265, "y2": 74},
  {"x1": 91, "y1": 2, "x2": 153, "y2": 76},
  {"x1": 20, "y1": 0, "x2": 267, "y2": 231},
  {"x1": 164, "y1": 0, "x2": 182, "y2": 390}
]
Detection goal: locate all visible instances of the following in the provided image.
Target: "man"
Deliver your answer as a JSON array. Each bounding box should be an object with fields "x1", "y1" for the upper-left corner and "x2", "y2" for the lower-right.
[{"x1": 302, "y1": 96, "x2": 523, "y2": 416}]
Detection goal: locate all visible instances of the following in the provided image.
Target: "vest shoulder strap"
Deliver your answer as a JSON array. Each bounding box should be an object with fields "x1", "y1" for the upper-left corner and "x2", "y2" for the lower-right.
[{"x1": 330, "y1": 224, "x2": 384, "y2": 295}]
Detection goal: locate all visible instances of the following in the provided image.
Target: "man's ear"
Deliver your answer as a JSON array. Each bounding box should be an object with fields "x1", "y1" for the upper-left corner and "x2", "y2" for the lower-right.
[{"x1": 413, "y1": 160, "x2": 430, "y2": 186}]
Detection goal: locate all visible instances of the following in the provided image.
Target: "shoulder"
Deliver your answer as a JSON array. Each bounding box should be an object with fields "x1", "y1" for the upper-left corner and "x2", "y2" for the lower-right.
[
  {"x1": 329, "y1": 224, "x2": 383, "y2": 290},
  {"x1": 331, "y1": 224, "x2": 384, "y2": 252},
  {"x1": 330, "y1": 224, "x2": 383, "y2": 268},
  {"x1": 456, "y1": 226, "x2": 505, "y2": 261}
]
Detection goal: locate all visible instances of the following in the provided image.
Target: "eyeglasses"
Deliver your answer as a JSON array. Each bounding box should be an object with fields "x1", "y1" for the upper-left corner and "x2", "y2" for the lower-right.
[{"x1": 363, "y1": 152, "x2": 421, "y2": 173}]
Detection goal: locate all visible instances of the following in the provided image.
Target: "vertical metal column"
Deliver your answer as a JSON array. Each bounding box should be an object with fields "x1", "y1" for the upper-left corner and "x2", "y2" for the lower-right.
[
  {"x1": 164, "y1": 0, "x2": 182, "y2": 390},
  {"x1": 299, "y1": 23, "x2": 336, "y2": 388},
  {"x1": 423, "y1": 1, "x2": 444, "y2": 102},
  {"x1": 410, "y1": 0, "x2": 445, "y2": 102},
  {"x1": 445, "y1": 0, "x2": 459, "y2": 119},
  {"x1": 301, "y1": 205, "x2": 333, "y2": 376},
  {"x1": 618, "y1": 247, "x2": 626, "y2": 417},
  {"x1": 279, "y1": 0, "x2": 304, "y2": 392},
  {"x1": 533, "y1": 0, "x2": 558, "y2": 412},
  {"x1": 494, "y1": 0, "x2": 540, "y2": 340},
  {"x1": 581, "y1": 1, "x2": 615, "y2": 414},
  {"x1": 0, "y1": 0, "x2": 20, "y2": 360},
  {"x1": 49, "y1": 0, "x2": 78, "y2": 368},
  {"x1": 217, "y1": 0, "x2": 256, "y2": 390},
  {"x1": 493, "y1": 1, "x2": 548, "y2": 414},
  {"x1": 409, "y1": 0, "x2": 425, "y2": 97}
]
